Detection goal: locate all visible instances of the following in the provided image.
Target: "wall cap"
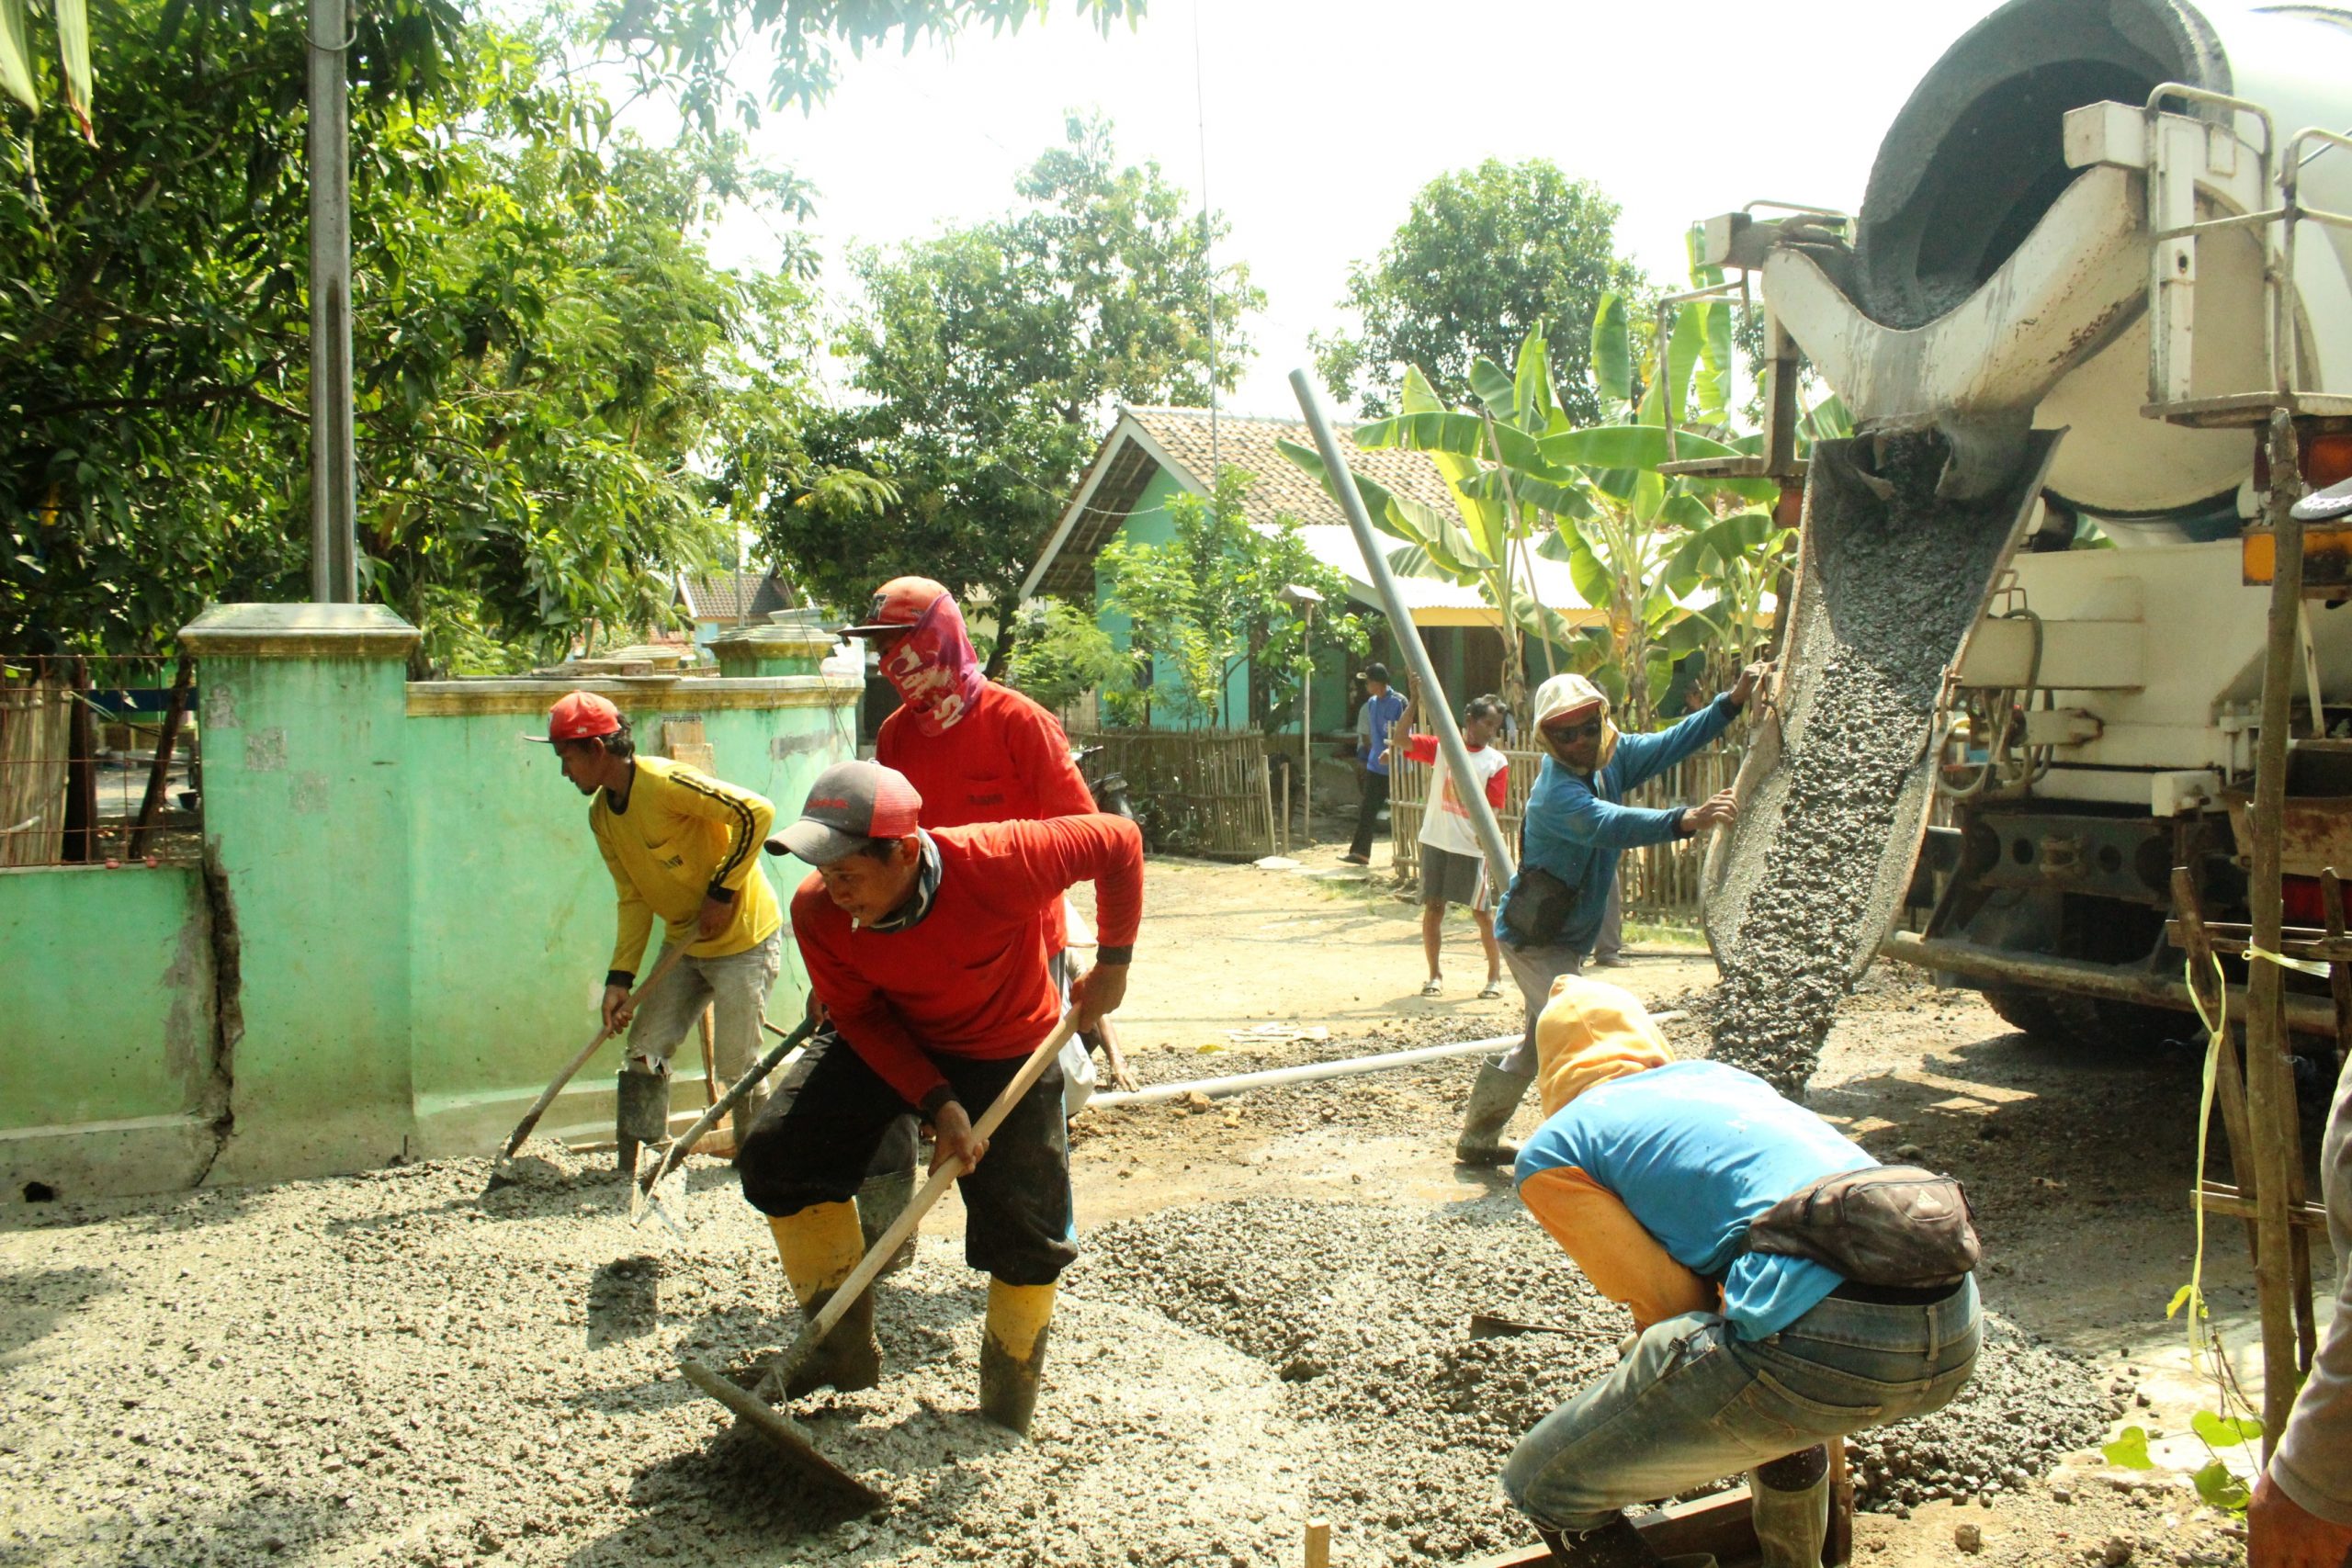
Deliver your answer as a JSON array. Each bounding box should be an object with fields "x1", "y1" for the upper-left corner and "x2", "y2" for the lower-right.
[
  {"x1": 708, "y1": 625, "x2": 838, "y2": 658},
  {"x1": 180, "y1": 603, "x2": 422, "y2": 660},
  {"x1": 405, "y1": 675, "x2": 860, "y2": 717}
]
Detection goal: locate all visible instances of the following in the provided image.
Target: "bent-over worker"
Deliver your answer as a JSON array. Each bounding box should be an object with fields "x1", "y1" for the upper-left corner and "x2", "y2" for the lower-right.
[
  {"x1": 735, "y1": 760, "x2": 1143, "y2": 1435},
  {"x1": 1508, "y1": 976, "x2": 1981, "y2": 1567},
  {"x1": 1456, "y1": 664, "x2": 1762, "y2": 1165},
  {"x1": 529, "y1": 691, "x2": 780, "y2": 1165}
]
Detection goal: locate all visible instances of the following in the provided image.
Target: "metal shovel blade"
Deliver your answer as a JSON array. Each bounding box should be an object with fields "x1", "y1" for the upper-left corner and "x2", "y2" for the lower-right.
[
  {"x1": 679, "y1": 1358, "x2": 888, "y2": 1512},
  {"x1": 1467, "y1": 1312, "x2": 1579, "y2": 1341}
]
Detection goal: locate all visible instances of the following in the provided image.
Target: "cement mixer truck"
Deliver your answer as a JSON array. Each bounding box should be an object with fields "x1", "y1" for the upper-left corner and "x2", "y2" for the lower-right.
[{"x1": 1689, "y1": 0, "x2": 2352, "y2": 1054}]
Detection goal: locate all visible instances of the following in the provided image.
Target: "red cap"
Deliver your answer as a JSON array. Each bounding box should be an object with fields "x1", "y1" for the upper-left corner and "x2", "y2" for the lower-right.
[
  {"x1": 841, "y1": 576, "x2": 950, "y2": 637},
  {"x1": 523, "y1": 690, "x2": 623, "y2": 744}
]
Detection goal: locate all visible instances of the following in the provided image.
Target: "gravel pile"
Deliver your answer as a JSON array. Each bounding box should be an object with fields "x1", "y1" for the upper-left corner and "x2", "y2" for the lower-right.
[
  {"x1": 1849, "y1": 1316, "x2": 2122, "y2": 1515},
  {"x1": 1, "y1": 1153, "x2": 1304, "y2": 1568},
  {"x1": 1710, "y1": 432, "x2": 2019, "y2": 1094},
  {"x1": 1075, "y1": 1196, "x2": 2123, "y2": 1557}
]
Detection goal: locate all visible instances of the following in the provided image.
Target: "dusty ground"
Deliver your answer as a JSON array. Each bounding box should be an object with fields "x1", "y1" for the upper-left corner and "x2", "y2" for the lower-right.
[{"x1": 2, "y1": 840, "x2": 2339, "y2": 1567}]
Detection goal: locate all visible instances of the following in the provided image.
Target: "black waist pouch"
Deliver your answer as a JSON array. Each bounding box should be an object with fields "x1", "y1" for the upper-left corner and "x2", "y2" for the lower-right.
[
  {"x1": 1500, "y1": 863, "x2": 1577, "y2": 947},
  {"x1": 1742, "y1": 1165, "x2": 1982, "y2": 1290}
]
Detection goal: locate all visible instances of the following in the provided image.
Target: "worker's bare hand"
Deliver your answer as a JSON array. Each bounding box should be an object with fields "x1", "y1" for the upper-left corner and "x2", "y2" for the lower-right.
[
  {"x1": 695, "y1": 895, "x2": 732, "y2": 941},
  {"x1": 1069, "y1": 962, "x2": 1129, "y2": 1032},
  {"x1": 929, "y1": 1101, "x2": 988, "y2": 1177},
  {"x1": 1728, "y1": 660, "x2": 1774, "y2": 706},
  {"x1": 802, "y1": 989, "x2": 831, "y2": 1030},
  {"x1": 2248, "y1": 1473, "x2": 2352, "y2": 1567},
  {"x1": 1685, "y1": 790, "x2": 1739, "y2": 834},
  {"x1": 602, "y1": 984, "x2": 635, "y2": 1035}
]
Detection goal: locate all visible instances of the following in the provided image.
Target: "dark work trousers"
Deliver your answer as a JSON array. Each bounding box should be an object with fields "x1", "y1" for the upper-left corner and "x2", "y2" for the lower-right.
[
  {"x1": 1350, "y1": 770, "x2": 1392, "y2": 860},
  {"x1": 762, "y1": 1029, "x2": 918, "y2": 1178},
  {"x1": 736, "y1": 1034, "x2": 1076, "y2": 1286}
]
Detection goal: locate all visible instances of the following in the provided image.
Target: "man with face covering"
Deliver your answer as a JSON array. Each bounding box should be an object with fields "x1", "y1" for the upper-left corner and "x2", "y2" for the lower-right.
[
  {"x1": 813, "y1": 579, "x2": 1099, "y2": 1259},
  {"x1": 1453, "y1": 663, "x2": 1765, "y2": 1165}
]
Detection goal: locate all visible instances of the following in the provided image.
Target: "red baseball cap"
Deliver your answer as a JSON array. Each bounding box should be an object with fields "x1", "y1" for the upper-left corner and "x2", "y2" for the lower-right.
[
  {"x1": 840, "y1": 576, "x2": 950, "y2": 637},
  {"x1": 522, "y1": 690, "x2": 623, "y2": 744},
  {"x1": 765, "y1": 761, "x2": 924, "y2": 864}
]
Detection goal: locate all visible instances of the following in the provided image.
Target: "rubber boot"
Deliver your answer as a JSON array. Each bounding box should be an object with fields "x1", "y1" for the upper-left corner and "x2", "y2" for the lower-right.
[
  {"x1": 978, "y1": 1279, "x2": 1056, "y2": 1437},
  {"x1": 760, "y1": 1203, "x2": 881, "y2": 1399},
  {"x1": 1454, "y1": 1061, "x2": 1535, "y2": 1166},
  {"x1": 1747, "y1": 1445, "x2": 1829, "y2": 1568},
  {"x1": 855, "y1": 1164, "x2": 920, "y2": 1279},
  {"x1": 615, "y1": 1066, "x2": 670, "y2": 1176}
]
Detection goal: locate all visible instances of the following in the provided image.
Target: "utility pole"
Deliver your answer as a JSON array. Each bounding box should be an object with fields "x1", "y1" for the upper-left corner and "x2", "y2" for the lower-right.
[{"x1": 308, "y1": 0, "x2": 357, "y2": 603}]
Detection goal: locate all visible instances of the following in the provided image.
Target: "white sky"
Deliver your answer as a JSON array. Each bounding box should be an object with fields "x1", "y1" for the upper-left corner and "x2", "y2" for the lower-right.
[{"x1": 706, "y1": 0, "x2": 2009, "y2": 417}]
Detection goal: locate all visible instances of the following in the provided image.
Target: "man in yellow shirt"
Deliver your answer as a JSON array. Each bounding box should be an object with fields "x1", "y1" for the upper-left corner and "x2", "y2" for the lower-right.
[{"x1": 529, "y1": 691, "x2": 782, "y2": 1167}]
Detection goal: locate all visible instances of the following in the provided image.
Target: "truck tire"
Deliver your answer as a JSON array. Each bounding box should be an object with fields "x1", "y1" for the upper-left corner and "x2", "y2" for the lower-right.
[
  {"x1": 1982, "y1": 987, "x2": 2188, "y2": 1050},
  {"x1": 1982, "y1": 987, "x2": 2070, "y2": 1042}
]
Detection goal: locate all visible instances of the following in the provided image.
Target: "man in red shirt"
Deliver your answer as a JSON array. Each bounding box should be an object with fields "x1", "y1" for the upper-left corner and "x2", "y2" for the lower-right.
[{"x1": 735, "y1": 761, "x2": 1143, "y2": 1435}]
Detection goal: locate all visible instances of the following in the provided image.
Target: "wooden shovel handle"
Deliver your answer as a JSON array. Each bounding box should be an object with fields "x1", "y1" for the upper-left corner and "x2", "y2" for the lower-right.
[{"x1": 503, "y1": 942, "x2": 693, "y2": 1156}]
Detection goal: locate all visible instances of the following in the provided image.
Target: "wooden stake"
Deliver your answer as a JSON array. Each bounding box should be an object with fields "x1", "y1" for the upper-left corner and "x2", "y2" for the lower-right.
[{"x1": 1303, "y1": 1518, "x2": 1329, "y2": 1568}]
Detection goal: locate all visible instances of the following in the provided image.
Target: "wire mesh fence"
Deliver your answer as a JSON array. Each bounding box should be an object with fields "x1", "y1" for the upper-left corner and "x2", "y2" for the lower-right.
[{"x1": 0, "y1": 654, "x2": 201, "y2": 868}]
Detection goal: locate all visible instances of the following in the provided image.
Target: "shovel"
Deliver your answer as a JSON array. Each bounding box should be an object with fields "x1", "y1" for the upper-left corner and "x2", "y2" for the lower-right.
[
  {"x1": 630, "y1": 1015, "x2": 817, "y2": 1228},
  {"x1": 679, "y1": 1012, "x2": 1079, "y2": 1506},
  {"x1": 502, "y1": 942, "x2": 693, "y2": 1157}
]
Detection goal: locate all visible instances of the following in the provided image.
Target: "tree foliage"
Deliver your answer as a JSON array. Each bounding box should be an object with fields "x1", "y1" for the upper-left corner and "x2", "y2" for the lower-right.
[
  {"x1": 1095, "y1": 468, "x2": 1368, "y2": 729},
  {"x1": 1310, "y1": 159, "x2": 1648, "y2": 423},
  {"x1": 753, "y1": 112, "x2": 1261, "y2": 677}
]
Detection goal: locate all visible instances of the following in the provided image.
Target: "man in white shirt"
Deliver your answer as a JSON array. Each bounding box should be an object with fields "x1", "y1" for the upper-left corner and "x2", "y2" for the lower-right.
[{"x1": 1389, "y1": 685, "x2": 1512, "y2": 998}]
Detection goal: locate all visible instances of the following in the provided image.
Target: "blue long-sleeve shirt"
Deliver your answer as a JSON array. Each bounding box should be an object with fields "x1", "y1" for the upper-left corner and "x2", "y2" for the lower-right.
[
  {"x1": 1496, "y1": 694, "x2": 1740, "y2": 955},
  {"x1": 1357, "y1": 688, "x2": 1407, "y2": 776}
]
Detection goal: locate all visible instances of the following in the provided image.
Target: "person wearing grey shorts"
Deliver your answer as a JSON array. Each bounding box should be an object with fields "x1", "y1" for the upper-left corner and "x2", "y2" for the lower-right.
[{"x1": 1390, "y1": 686, "x2": 1512, "y2": 1001}]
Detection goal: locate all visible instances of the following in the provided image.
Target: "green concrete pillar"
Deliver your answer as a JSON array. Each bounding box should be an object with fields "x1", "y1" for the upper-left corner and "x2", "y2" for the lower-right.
[
  {"x1": 180, "y1": 604, "x2": 420, "y2": 1182},
  {"x1": 707, "y1": 622, "x2": 836, "y2": 678}
]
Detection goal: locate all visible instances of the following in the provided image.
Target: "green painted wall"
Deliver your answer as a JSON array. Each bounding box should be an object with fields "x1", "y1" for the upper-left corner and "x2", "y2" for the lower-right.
[
  {"x1": 404, "y1": 698, "x2": 849, "y2": 1154},
  {"x1": 1093, "y1": 468, "x2": 1250, "y2": 729},
  {"x1": 0, "y1": 865, "x2": 215, "y2": 1129}
]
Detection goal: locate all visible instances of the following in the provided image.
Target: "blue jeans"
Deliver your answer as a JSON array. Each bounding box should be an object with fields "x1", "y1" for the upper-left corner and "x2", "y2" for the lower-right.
[{"x1": 1503, "y1": 1279, "x2": 1982, "y2": 1533}]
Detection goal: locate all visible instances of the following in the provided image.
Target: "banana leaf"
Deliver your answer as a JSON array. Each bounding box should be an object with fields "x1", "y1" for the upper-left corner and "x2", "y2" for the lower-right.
[
  {"x1": 1513, "y1": 324, "x2": 1555, "y2": 434},
  {"x1": 1469, "y1": 357, "x2": 1516, "y2": 423},
  {"x1": 1590, "y1": 291, "x2": 1632, "y2": 412},
  {"x1": 57, "y1": 0, "x2": 88, "y2": 133},
  {"x1": 0, "y1": 0, "x2": 36, "y2": 110}
]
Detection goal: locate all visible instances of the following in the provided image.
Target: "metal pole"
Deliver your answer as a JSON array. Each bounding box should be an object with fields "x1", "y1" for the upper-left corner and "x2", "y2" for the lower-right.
[
  {"x1": 308, "y1": 0, "x2": 357, "y2": 603},
  {"x1": 2245, "y1": 406, "x2": 2306, "y2": 1457},
  {"x1": 1300, "y1": 600, "x2": 1312, "y2": 826},
  {"x1": 1292, "y1": 370, "x2": 1516, "y2": 881}
]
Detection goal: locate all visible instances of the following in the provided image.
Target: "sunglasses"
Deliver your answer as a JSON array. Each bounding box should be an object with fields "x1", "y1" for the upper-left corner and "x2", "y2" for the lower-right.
[{"x1": 1544, "y1": 718, "x2": 1606, "y2": 743}]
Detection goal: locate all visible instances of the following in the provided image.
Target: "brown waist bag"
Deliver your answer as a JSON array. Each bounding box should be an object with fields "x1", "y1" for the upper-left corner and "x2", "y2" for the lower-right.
[{"x1": 1741, "y1": 1165, "x2": 1982, "y2": 1290}]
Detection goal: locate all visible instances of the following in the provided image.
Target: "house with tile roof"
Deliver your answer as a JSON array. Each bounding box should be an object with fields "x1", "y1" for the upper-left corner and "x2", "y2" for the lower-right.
[
  {"x1": 1022, "y1": 406, "x2": 1598, "y2": 730},
  {"x1": 673, "y1": 570, "x2": 796, "y2": 654}
]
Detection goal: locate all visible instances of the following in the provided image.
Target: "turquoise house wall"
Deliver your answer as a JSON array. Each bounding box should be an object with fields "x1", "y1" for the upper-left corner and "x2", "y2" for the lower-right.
[
  {"x1": 1091, "y1": 468, "x2": 1255, "y2": 730},
  {"x1": 0, "y1": 604, "x2": 861, "y2": 1204}
]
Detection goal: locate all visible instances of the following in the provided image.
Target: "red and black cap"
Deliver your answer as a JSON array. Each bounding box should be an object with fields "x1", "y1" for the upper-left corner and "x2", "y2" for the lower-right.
[
  {"x1": 840, "y1": 576, "x2": 950, "y2": 637},
  {"x1": 522, "y1": 690, "x2": 624, "y2": 744},
  {"x1": 766, "y1": 761, "x2": 924, "y2": 865}
]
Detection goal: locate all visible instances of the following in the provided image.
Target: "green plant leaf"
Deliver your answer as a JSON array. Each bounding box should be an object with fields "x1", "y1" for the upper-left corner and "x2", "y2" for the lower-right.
[
  {"x1": 1590, "y1": 291, "x2": 1630, "y2": 412},
  {"x1": 1385, "y1": 542, "x2": 1476, "y2": 586},
  {"x1": 1469, "y1": 357, "x2": 1516, "y2": 422},
  {"x1": 1561, "y1": 524, "x2": 1613, "y2": 610},
  {"x1": 0, "y1": 0, "x2": 38, "y2": 111},
  {"x1": 2102, "y1": 1426, "x2": 2154, "y2": 1470},
  {"x1": 1694, "y1": 298, "x2": 1733, "y2": 426},
  {"x1": 2191, "y1": 1459, "x2": 2252, "y2": 1513},
  {"x1": 55, "y1": 0, "x2": 90, "y2": 134},
  {"x1": 1540, "y1": 424, "x2": 1741, "y2": 471},
  {"x1": 2190, "y1": 1411, "x2": 2263, "y2": 1448},
  {"x1": 1512, "y1": 322, "x2": 1555, "y2": 434}
]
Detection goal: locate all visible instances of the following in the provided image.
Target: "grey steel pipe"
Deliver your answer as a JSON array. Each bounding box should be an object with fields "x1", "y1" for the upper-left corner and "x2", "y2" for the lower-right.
[
  {"x1": 1289, "y1": 370, "x2": 1518, "y2": 882},
  {"x1": 308, "y1": 0, "x2": 357, "y2": 603}
]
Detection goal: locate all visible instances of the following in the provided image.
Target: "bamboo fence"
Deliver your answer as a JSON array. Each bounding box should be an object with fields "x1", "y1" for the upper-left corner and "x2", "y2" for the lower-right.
[
  {"x1": 1068, "y1": 728, "x2": 1276, "y2": 860},
  {"x1": 1389, "y1": 744, "x2": 1743, "y2": 925},
  {"x1": 0, "y1": 666, "x2": 71, "y2": 866}
]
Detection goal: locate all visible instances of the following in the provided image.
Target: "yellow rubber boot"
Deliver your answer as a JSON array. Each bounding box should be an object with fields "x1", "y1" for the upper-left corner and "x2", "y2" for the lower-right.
[
  {"x1": 978, "y1": 1279, "x2": 1057, "y2": 1436},
  {"x1": 763, "y1": 1203, "x2": 880, "y2": 1398}
]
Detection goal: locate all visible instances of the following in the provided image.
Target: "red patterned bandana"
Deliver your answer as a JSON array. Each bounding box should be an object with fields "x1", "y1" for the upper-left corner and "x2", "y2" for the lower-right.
[{"x1": 876, "y1": 592, "x2": 986, "y2": 737}]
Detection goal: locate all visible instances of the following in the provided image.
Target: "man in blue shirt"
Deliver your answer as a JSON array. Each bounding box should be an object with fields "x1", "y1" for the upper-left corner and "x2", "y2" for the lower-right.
[
  {"x1": 1341, "y1": 663, "x2": 1408, "y2": 866},
  {"x1": 1509, "y1": 977, "x2": 1980, "y2": 1565},
  {"x1": 1456, "y1": 666, "x2": 1759, "y2": 1165}
]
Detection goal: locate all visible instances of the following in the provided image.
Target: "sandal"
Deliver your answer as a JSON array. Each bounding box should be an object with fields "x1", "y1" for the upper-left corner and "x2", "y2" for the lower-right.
[
  {"x1": 1477, "y1": 979, "x2": 1504, "y2": 999},
  {"x1": 1420, "y1": 978, "x2": 1443, "y2": 997}
]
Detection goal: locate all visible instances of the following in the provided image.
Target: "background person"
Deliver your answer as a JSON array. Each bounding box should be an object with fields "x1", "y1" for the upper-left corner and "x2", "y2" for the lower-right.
[
  {"x1": 1454, "y1": 665, "x2": 1760, "y2": 1166},
  {"x1": 529, "y1": 691, "x2": 780, "y2": 1166},
  {"x1": 1390, "y1": 682, "x2": 1510, "y2": 998},
  {"x1": 1342, "y1": 662, "x2": 1407, "y2": 866}
]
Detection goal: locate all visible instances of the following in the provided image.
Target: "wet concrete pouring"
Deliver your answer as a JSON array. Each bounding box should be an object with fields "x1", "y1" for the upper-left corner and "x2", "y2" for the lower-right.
[
  {"x1": 1, "y1": 957, "x2": 2282, "y2": 1567},
  {"x1": 1709, "y1": 432, "x2": 2028, "y2": 1095}
]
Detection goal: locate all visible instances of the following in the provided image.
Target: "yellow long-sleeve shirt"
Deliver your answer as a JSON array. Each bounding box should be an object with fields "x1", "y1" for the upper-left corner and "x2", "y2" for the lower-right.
[{"x1": 590, "y1": 755, "x2": 781, "y2": 979}]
